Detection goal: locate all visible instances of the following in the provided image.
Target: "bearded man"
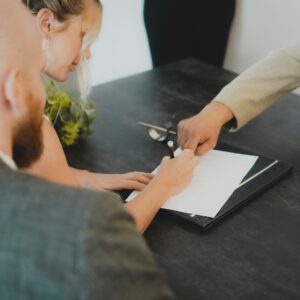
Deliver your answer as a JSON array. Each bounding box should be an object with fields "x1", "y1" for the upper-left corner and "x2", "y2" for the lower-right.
[{"x1": 0, "y1": 1, "x2": 173, "y2": 299}]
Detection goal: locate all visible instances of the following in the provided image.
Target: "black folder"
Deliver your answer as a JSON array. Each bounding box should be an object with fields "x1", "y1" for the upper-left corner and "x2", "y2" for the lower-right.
[{"x1": 168, "y1": 142, "x2": 293, "y2": 230}]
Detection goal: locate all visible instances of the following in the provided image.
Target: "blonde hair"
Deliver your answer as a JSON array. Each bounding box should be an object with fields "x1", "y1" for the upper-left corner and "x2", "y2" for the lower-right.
[{"x1": 22, "y1": 0, "x2": 102, "y2": 101}]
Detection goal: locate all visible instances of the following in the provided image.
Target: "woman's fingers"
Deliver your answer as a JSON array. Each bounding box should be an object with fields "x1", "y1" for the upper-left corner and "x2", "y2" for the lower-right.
[
  {"x1": 124, "y1": 180, "x2": 146, "y2": 191},
  {"x1": 125, "y1": 172, "x2": 154, "y2": 183},
  {"x1": 141, "y1": 172, "x2": 154, "y2": 179}
]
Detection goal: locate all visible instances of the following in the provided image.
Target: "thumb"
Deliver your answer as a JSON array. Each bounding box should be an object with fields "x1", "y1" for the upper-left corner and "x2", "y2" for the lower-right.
[
  {"x1": 195, "y1": 141, "x2": 215, "y2": 156},
  {"x1": 183, "y1": 138, "x2": 199, "y2": 152}
]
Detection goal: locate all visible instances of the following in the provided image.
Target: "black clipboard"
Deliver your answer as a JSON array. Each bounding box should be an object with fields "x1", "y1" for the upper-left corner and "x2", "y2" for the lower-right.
[{"x1": 168, "y1": 142, "x2": 293, "y2": 230}]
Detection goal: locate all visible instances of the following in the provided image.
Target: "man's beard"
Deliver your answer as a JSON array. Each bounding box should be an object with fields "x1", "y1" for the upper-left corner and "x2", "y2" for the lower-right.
[{"x1": 12, "y1": 111, "x2": 44, "y2": 169}]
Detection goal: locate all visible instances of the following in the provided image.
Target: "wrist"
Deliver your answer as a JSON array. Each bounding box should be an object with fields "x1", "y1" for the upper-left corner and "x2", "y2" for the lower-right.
[
  {"x1": 147, "y1": 175, "x2": 173, "y2": 203},
  {"x1": 205, "y1": 101, "x2": 234, "y2": 126},
  {"x1": 74, "y1": 169, "x2": 92, "y2": 188}
]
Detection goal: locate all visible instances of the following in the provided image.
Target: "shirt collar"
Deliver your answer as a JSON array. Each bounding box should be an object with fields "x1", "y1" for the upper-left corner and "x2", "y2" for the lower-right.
[{"x1": 0, "y1": 151, "x2": 18, "y2": 171}]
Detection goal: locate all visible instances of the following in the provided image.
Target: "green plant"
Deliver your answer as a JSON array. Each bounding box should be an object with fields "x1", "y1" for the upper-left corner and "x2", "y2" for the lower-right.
[{"x1": 45, "y1": 81, "x2": 95, "y2": 146}]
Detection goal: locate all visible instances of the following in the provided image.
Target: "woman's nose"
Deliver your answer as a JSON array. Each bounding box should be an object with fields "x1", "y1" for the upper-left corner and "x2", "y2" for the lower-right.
[{"x1": 73, "y1": 56, "x2": 80, "y2": 65}]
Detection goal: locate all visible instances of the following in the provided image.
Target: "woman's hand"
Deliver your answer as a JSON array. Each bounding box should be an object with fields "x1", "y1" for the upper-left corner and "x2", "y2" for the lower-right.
[
  {"x1": 154, "y1": 149, "x2": 200, "y2": 196},
  {"x1": 124, "y1": 149, "x2": 199, "y2": 233},
  {"x1": 73, "y1": 169, "x2": 154, "y2": 192}
]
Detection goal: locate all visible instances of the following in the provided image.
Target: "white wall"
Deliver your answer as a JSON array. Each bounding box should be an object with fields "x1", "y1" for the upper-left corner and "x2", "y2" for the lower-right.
[
  {"x1": 225, "y1": 0, "x2": 300, "y2": 95},
  {"x1": 89, "y1": 0, "x2": 300, "y2": 87},
  {"x1": 224, "y1": 0, "x2": 300, "y2": 73},
  {"x1": 90, "y1": 0, "x2": 151, "y2": 86}
]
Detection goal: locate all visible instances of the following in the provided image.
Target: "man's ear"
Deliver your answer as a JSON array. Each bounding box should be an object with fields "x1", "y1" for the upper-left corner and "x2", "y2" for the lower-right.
[
  {"x1": 36, "y1": 8, "x2": 56, "y2": 38},
  {"x1": 2, "y1": 70, "x2": 20, "y2": 112}
]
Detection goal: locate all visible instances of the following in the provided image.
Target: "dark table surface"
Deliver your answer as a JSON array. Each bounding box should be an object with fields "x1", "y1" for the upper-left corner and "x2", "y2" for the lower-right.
[{"x1": 66, "y1": 59, "x2": 300, "y2": 300}]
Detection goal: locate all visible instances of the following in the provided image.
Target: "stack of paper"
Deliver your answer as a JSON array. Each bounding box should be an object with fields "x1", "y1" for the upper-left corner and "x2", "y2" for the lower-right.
[{"x1": 126, "y1": 149, "x2": 258, "y2": 218}]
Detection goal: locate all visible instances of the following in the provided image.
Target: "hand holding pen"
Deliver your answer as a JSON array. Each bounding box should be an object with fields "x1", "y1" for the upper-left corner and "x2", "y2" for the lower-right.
[{"x1": 156, "y1": 148, "x2": 199, "y2": 196}]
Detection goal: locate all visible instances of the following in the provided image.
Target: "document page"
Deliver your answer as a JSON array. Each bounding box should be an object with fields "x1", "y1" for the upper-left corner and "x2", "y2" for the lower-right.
[{"x1": 126, "y1": 149, "x2": 258, "y2": 218}]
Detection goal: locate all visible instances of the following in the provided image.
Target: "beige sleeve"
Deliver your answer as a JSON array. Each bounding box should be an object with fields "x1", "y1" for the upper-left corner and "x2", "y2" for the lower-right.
[{"x1": 213, "y1": 44, "x2": 300, "y2": 131}]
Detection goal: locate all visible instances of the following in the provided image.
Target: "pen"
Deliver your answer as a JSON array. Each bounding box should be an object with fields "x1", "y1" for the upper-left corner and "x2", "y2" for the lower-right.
[
  {"x1": 167, "y1": 141, "x2": 175, "y2": 158},
  {"x1": 138, "y1": 121, "x2": 177, "y2": 135}
]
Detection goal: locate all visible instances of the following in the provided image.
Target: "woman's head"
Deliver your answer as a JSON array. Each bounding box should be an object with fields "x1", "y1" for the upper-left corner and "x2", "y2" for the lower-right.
[{"x1": 23, "y1": 0, "x2": 102, "y2": 98}]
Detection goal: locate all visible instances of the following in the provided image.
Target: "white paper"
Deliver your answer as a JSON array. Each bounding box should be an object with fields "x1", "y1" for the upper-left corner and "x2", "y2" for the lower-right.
[{"x1": 126, "y1": 149, "x2": 258, "y2": 218}]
